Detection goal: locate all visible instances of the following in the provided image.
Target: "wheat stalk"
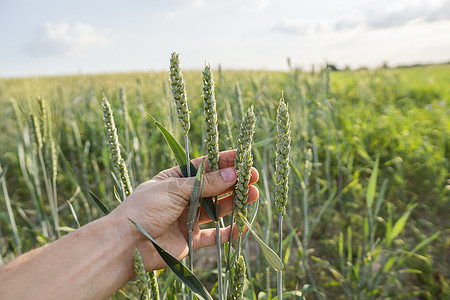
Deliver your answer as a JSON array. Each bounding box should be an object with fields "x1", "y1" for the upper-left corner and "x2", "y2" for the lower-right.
[
  {"x1": 38, "y1": 97, "x2": 59, "y2": 233},
  {"x1": 102, "y1": 97, "x2": 132, "y2": 197},
  {"x1": 103, "y1": 98, "x2": 160, "y2": 298},
  {"x1": 0, "y1": 163, "x2": 22, "y2": 254},
  {"x1": 169, "y1": 52, "x2": 192, "y2": 300},
  {"x1": 274, "y1": 98, "x2": 291, "y2": 300},
  {"x1": 202, "y1": 63, "x2": 224, "y2": 300},
  {"x1": 30, "y1": 110, "x2": 58, "y2": 237},
  {"x1": 226, "y1": 107, "x2": 256, "y2": 297}
]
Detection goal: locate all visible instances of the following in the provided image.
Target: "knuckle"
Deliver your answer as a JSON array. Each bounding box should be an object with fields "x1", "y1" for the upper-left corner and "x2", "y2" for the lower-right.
[{"x1": 205, "y1": 172, "x2": 219, "y2": 188}]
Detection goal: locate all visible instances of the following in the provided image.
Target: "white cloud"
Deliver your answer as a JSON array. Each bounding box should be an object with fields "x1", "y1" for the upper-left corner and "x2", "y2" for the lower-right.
[
  {"x1": 190, "y1": 0, "x2": 206, "y2": 7},
  {"x1": 23, "y1": 22, "x2": 111, "y2": 57},
  {"x1": 240, "y1": 0, "x2": 271, "y2": 12},
  {"x1": 272, "y1": 18, "x2": 333, "y2": 35},
  {"x1": 273, "y1": 0, "x2": 450, "y2": 35},
  {"x1": 366, "y1": 0, "x2": 450, "y2": 29},
  {"x1": 164, "y1": 11, "x2": 177, "y2": 20}
]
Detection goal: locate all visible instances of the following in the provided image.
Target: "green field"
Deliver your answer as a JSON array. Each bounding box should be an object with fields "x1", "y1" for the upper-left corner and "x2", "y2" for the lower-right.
[{"x1": 0, "y1": 64, "x2": 449, "y2": 299}]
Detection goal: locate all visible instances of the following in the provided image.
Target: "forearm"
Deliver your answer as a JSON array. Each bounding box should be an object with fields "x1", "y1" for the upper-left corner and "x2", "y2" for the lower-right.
[{"x1": 0, "y1": 215, "x2": 140, "y2": 300}]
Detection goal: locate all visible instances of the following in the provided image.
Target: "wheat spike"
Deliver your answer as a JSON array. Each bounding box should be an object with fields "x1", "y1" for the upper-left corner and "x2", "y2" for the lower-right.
[
  {"x1": 102, "y1": 97, "x2": 132, "y2": 196},
  {"x1": 231, "y1": 255, "x2": 246, "y2": 300},
  {"x1": 275, "y1": 98, "x2": 291, "y2": 215},
  {"x1": 29, "y1": 112, "x2": 43, "y2": 150},
  {"x1": 202, "y1": 64, "x2": 219, "y2": 171},
  {"x1": 50, "y1": 138, "x2": 57, "y2": 181},
  {"x1": 133, "y1": 248, "x2": 151, "y2": 300},
  {"x1": 119, "y1": 86, "x2": 128, "y2": 117},
  {"x1": 235, "y1": 106, "x2": 256, "y2": 169},
  {"x1": 235, "y1": 149, "x2": 252, "y2": 234},
  {"x1": 149, "y1": 271, "x2": 160, "y2": 300},
  {"x1": 169, "y1": 52, "x2": 190, "y2": 135},
  {"x1": 11, "y1": 98, "x2": 25, "y2": 134},
  {"x1": 38, "y1": 96, "x2": 48, "y2": 144}
]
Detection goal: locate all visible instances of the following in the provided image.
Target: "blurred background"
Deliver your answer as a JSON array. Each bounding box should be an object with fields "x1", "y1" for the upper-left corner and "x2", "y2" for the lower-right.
[{"x1": 1, "y1": 0, "x2": 449, "y2": 77}]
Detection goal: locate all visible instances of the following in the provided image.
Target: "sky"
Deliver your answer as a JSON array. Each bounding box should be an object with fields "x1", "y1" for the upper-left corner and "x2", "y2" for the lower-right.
[{"x1": 1, "y1": 0, "x2": 449, "y2": 77}]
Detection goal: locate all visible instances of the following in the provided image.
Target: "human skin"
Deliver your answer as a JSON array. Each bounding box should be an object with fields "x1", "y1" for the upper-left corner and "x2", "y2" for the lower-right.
[{"x1": 0, "y1": 150, "x2": 259, "y2": 300}]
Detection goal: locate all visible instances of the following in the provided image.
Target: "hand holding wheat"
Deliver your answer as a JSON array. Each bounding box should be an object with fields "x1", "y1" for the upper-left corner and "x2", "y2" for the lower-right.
[{"x1": 110, "y1": 150, "x2": 259, "y2": 270}]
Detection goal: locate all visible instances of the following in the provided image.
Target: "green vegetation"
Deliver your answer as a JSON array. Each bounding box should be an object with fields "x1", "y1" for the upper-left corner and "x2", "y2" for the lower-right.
[{"x1": 0, "y1": 63, "x2": 448, "y2": 299}]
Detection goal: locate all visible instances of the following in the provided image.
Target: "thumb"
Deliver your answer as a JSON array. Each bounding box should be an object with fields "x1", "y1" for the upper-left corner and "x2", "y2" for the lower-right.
[{"x1": 175, "y1": 167, "x2": 237, "y2": 199}]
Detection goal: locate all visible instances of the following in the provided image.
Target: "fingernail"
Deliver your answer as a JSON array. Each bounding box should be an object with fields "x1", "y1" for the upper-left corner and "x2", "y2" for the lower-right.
[{"x1": 220, "y1": 167, "x2": 236, "y2": 182}]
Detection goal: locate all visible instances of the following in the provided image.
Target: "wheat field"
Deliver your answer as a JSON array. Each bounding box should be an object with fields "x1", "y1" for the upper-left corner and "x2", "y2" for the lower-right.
[{"x1": 0, "y1": 63, "x2": 448, "y2": 299}]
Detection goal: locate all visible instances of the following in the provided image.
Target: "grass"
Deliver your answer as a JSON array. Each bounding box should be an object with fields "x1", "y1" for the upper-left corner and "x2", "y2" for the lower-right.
[{"x1": 0, "y1": 64, "x2": 449, "y2": 299}]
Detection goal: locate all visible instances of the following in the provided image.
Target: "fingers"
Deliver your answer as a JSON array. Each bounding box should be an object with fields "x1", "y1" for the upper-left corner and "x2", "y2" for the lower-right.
[
  {"x1": 172, "y1": 163, "x2": 259, "y2": 200},
  {"x1": 198, "y1": 185, "x2": 259, "y2": 224},
  {"x1": 157, "y1": 150, "x2": 238, "y2": 179},
  {"x1": 191, "y1": 149, "x2": 237, "y2": 172},
  {"x1": 194, "y1": 224, "x2": 241, "y2": 249},
  {"x1": 172, "y1": 167, "x2": 237, "y2": 200}
]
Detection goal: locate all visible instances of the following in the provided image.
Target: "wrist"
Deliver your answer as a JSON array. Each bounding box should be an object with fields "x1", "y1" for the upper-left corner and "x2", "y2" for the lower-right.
[
  {"x1": 105, "y1": 209, "x2": 159, "y2": 272},
  {"x1": 104, "y1": 211, "x2": 140, "y2": 250}
]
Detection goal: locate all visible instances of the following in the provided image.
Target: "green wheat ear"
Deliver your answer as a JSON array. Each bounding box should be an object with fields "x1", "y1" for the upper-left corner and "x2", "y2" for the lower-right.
[
  {"x1": 37, "y1": 96, "x2": 48, "y2": 144},
  {"x1": 119, "y1": 86, "x2": 132, "y2": 128},
  {"x1": 29, "y1": 112, "x2": 43, "y2": 150},
  {"x1": 11, "y1": 98, "x2": 25, "y2": 134},
  {"x1": 102, "y1": 97, "x2": 132, "y2": 197},
  {"x1": 202, "y1": 63, "x2": 219, "y2": 171},
  {"x1": 233, "y1": 107, "x2": 256, "y2": 236},
  {"x1": 133, "y1": 248, "x2": 151, "y2": 300},
  {"x1": 44, "y1": 135, "x2": 58, "y2": 180},
  {"x1": 232, "y1": 255, "x2": 246, "y2": 300},
  {"x1": 202, "y1": 63, "x2": 224, "y2": 300},
  {"x1": 148, "y1": 271, "x2": 160, "y2": 300},
  {"x1": 275, "y1": 98, "x2": 291, "y2": 216},
  {"x1": 119, "y1": 86, "x2": 128, "y2": 116},
  {"x1": 235, "y1": 149, "x2": 253, "y2": 234},
  {"x1": 169, "y1": 52, "x2": 190, "y2": 135},
  {"x1": 235, "y1": 106, "x2": 256, "y2": 168}
]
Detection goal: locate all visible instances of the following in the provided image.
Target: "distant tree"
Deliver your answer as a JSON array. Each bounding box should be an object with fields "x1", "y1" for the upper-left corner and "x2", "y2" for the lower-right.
[
  {"x1": 327, "y1": 63, "x2": 339, "y2": 71},
  {"x1": 286, "y1": 57, "x2": 292, "y2": 69}
]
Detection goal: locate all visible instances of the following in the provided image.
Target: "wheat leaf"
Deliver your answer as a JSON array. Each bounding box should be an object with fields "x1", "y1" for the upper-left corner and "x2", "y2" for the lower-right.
[
  {"x1": 237, "y1": 211, "x2": 284, "y2": 271},
  {"x1": 289, "y1": 160, "x2": 304, "y2": 184},
  {"x1": 388, "y1": 203, "x2": 417, "y2": 242},
  {"x1": 113, "y1": 186, "x2": 123, "y2": 204},
  {"x1": 129, "y1": 219, "x2": 213, "y2": 300},
  {"x1": 187, "y1": 158, "x2": 205, "y2": 233},
  {"x1": 252, "y1": 137, "x2": 275, "y2": 148},
  {"x1": 148, "y1": 114, "x2": 218, "y2": 222},
  {"x1": 366, "y1": 156, "x2": 379, "y2": 208},
  {"x1": 0, "y1": 166, "x2": 7, "y2": 180},
  {"x1": 147, "y1": 114, "x2": 195, "y2": 173},
  {"x1": 88, "y1": 191, "x2": 110, "y2": 215}
]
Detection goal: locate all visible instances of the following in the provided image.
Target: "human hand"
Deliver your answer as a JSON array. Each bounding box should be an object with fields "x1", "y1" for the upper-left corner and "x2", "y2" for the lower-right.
[{"x1": 109, "y1": 149, "x2": 259, "y2": 270}]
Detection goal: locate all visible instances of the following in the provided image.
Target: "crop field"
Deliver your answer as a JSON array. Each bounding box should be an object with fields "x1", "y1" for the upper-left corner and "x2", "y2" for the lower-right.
[{"x1": 0, "y1": 63, "x2": 449, "y2": 299}]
